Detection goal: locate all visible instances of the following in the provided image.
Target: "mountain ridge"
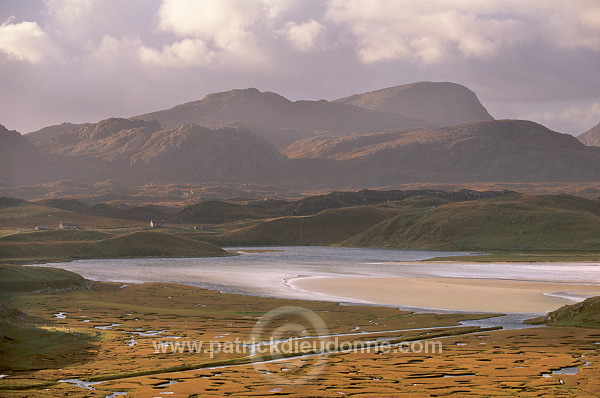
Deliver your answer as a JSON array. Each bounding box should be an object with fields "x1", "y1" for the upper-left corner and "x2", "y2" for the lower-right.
[
  {"x1": 336, "y1": 81, "x2": 494, "y2": 126},
  {"x1": 134, "y1": 87, "x2": 435, "y2": 148}
]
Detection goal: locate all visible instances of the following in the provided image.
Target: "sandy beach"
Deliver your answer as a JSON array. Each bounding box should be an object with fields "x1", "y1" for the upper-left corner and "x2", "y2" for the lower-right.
[{"x1": 290, "y1": 276, "x2": 600, "y2": 313}]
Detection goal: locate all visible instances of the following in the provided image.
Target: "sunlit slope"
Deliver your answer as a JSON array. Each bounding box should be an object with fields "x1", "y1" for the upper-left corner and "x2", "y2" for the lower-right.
[
  {"x1": 217, "y1": 206, "x2": 400, "y2": 246},
  {"x1": 343, "y1": 194, "x2": 600, "y2": 251}
]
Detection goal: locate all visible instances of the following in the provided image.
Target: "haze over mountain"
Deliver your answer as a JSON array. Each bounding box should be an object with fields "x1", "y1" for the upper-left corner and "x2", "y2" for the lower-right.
[
  {"x1": 134, "y1": 88, "x2": 435, "y2": 149},
  {"x1": 4, "y1": 83, "x2": 600, "y2": 191},
  {"x1": 335, "y1": 82, "x2": 494, "y2": 126},
  {"x1": 578, "y1": 122, "x2": 600, "y2": 147},
  {"x1": 0, "y1": 124, "x2": 79, "y2": 185},
  {"x1": 26, "y1": 122, "x2": 89, "y2": 143},
  {"x1": 284, "y1": 120, "x2": 600, "y2": 186},
  {"x1": 34, "y1": 118, "x2": 296, "y2": 185}
]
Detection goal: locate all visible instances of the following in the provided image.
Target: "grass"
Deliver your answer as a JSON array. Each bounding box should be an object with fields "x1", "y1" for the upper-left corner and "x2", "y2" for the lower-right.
[
  {"x1": 527, "y1": 296, "x2": 600, "y2": 328},
  {"x1": 343, "y1": 193, "x2": 600, "y2": 253},
  {"x1": 0, "y1": 229, "x2": 113, "y2": 242},
  {"x1": 3, "y1": 279, "x2": 600, "y2": 396},
  {"x1": 214, "y1": 206, "x2": 400, "y2": 246},
  {"x1": 0, "y1": 197, "x2": 140, "y2": 229},
  {"x1": 0, "y1": 231, "x2": 229, "y2": 263},
  {"x1": 0, "y1": 264, "x2": 88, "y2": 293}
]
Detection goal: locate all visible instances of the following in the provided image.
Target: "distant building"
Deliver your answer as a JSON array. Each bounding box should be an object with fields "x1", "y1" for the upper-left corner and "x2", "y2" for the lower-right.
[
  {"x1": 150, "y1": 220, "x2": 165, "y2": 228},
  {"x1": 59, "y1": 222, "x2": 78, "y2": 229},
  {"x1": 35, "y1": 226, "x2": 49, "y2": 231}
]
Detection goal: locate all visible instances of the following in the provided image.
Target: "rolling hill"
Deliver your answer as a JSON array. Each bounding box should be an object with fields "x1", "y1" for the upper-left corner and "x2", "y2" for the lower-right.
[
  {"x1": 335, "y1": 81, "x2": 494, "y2": 126},
  {"x1": 215, "y1": 206, "x2": 401, "y2": 246},
  {"x1": 343, "y1": 193, "x2": 600, "y2": 252}
]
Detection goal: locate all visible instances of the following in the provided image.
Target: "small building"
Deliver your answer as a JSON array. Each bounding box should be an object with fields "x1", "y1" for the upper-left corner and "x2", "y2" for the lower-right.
[
  {"x1": 150, "y1": 220, "x2": 165, "y2": 228},
  {"x1": 194, "y1": 226, "x2": 212, "y2": 231},
  {"x1": 35, "y1": 226, "x2": 49, "y2": 231},
  {"x1": 59, "y1": 222, "x2": 78, "y2": 229}
]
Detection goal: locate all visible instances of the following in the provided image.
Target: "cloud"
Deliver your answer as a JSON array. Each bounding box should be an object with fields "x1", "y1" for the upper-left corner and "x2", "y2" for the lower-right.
[
  {"x1": 138, "y1": 39, "x2": 216, "y2": 67},
  {"x1": 527, "y1": 102, "x2": 600, "y2": 135},
  {"x1": 157, "y1": 0, "x2": 263, "y2": 48},
  {"x1": 325, "y1": 0, "x2": 600, "y2": 64},
  {"x1": 325, "y1": 0, "x2": 528, "y2": 64},
  {"x1": 278, "y1": 19, "x2": 326, "y2": 51},
  {"x1": 0, "y1": 18, "x2": 60, "y2": 63}
]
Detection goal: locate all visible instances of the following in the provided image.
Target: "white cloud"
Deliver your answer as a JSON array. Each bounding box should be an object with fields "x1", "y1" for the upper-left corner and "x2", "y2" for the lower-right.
[
  {"x1": 0, "y1": 19, "x2": 60, "y2": 63},
  {"x1": 138, "y1": 39, "x2": 216, "y2": 68},
  {"x1": 325, "y1": 0, "x2": 600, "y2": 64},
  {"x1": 528, "y1": 102, "x2": 600, "y2": 135},
  {"x1": 325, "y1": 0, "x2": 528, "y2": 64},
  {"x1": 278, "y1": 19, "x2": 326, "y2": 51},
  {"x1": 157, "y1": 0, "x2": 263, "y2": 48}
]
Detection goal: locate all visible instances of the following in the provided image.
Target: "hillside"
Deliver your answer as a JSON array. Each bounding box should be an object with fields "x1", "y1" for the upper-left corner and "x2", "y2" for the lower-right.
[
  {"x1": 25, "y1": 122, "x2": 88, "y2": 143},
  {"x1": 36, "y1": 198, "x2": 169, "y2": 221},
  {"x1": 215, "y1": 206, "x2": 400, "y2": 246},
  {"x1": 344, "y1": 194, "x2": 600, "y2": 252},
  {"x1": 528, "y1": 296, "x2": 600, "y2": 328},
  {"x1": 0, "y1": 197, "x2": 140, "y2": 229},
  {"x1": 177, "y1": 189, "x2": 512, "y2": 224},
  {"x1": 335, "y1": 82, "x2": 494, "y2": 126},
  {"x1": 0, "y1": 125, "x2": 80, "y2": 185},
  {"x1": 0, "y1": 264, "x2": 88, "y2": 293},
  {"x1": 577, "y1": 122, "x2": 600, "y2": 146},
  {"x1": 34, "y1": 119, "x2": 300, "y2": 185},
  {"x1": 284, "y1": 120, "x2": 600, "y2": 186},
  {"x1": 1, "y1": 231, "x2": 228, "y2": 263},
  {"x1": 135, "y1": 88, "x2": 433, "y2": 148}
]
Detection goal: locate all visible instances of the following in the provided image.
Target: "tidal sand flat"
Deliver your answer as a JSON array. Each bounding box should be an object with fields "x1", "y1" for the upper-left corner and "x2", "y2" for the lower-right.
[
  {"x1": 290, "y1": 276, "x2": 600, "y2": 313},
  {"x1": 33, "y1": 247, "x2": 600, "y2": 313}
]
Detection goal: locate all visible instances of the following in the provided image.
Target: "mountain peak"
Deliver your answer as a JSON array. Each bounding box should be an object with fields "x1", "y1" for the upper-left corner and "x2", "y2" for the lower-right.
[
  {"x1": 336, "y1": 81, "x2": 494, "y2": 126},
  {"x1": 577, "y1": 122, "x2": 600, "y2": 147}
]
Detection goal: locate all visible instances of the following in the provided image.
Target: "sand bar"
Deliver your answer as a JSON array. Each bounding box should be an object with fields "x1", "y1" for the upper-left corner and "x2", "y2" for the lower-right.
[{"x1": 290, "y1": 276, "x2": 600, "y2": 313}]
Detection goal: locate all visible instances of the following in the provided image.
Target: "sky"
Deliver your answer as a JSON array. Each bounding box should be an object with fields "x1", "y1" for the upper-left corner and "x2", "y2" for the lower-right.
[{"x1": 0, "y1": 0, "x2": 599, "y2": 136}]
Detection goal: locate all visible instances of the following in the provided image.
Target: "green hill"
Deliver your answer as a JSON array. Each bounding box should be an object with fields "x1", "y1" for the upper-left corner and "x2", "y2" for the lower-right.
[
  {"x1": 343, "y1": 194, "x2": 600, "y2": 252},
  {"x1": 0, "y1": 197, "x2": 139, "y2": 229},
  {"x1": 528, "y1": 296, "x2": 600, "y2": 328},
  {"x1": 0, "y1": 264, "x2": 88, "y2": 293},
  {"x1": 216, "y1": 206, "x2": 400, "y2": 246},
  {"x1": 0, "y1": 229, "x2": 112, "y2": 242},
  {"x1": 1, "y1": 231, "x2": 229, "y2": 263}
]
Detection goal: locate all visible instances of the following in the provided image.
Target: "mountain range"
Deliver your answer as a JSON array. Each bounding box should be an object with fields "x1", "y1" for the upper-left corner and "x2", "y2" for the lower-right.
[
  {"x1": 134, "y1": 87, "x2": 436, "y2": 149},
  {"x1": 3, "y1": 81, "x2": 600, "y2": 190}
]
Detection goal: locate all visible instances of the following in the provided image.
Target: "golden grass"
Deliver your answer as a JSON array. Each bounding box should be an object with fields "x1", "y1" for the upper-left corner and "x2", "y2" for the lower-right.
[{"x1": 1, "y1": 281, "x2": 600, "y2": 397}]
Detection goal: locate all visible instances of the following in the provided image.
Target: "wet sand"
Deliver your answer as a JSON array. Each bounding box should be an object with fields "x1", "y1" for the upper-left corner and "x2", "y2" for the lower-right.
[{"x1": 290, "y1": 276, "x2": 600, "y2": 313}]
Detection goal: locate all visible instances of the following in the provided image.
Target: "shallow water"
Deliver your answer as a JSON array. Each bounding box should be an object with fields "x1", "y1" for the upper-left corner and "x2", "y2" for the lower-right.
[{"x1": 31, "y1": 246, "x2": 600, "y2": 310}]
